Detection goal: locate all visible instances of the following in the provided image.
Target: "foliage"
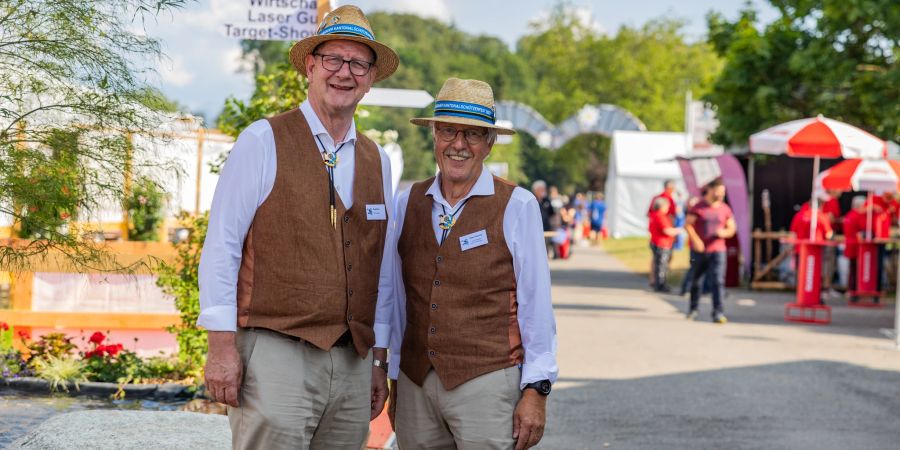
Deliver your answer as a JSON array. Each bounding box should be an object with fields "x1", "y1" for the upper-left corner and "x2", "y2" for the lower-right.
[
  {"x1": 0, "y1": 321, "x2": 12, "y2": 350},
  {"x1": 141, "y1": 354, "x2": 192, "y2": 382},
  {"x1": 0, "y1": 0, "x2": 188, "y2": 270},
  {"x1": 26, "y1": 332, "x2": 76, "y2": 365},
  {"x1": 33, "y1": 355, "x2": 87, "y2": 392},
  {"x1": 704, "y1": 0, "x2": 899, "y2": 147},
  {"x1": 1, "y1": 348, "x2": 32, "y2": 379},
  {"x1": 123, "y1": 176, "x2": 168, "y2": 241},
  {"x1": 80, "y1": 331, "x2": 143, "y2": 385},
  {"x1": 156, "y1": 211, "x2": 208, "y2": 377}
]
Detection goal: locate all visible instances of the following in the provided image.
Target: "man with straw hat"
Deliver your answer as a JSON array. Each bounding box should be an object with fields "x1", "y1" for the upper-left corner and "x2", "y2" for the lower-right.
[
  {"x1": 197, "y1": 5, "x2": 399, "y2": 449},
  {"x1": 384, "y1": 78, "x2": 558, "y2": 449}
]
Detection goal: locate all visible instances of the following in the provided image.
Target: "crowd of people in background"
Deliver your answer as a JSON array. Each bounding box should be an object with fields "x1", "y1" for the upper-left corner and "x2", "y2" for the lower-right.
[{"x1": 531, "y1": 181, "x2": 608, "y2": 260}]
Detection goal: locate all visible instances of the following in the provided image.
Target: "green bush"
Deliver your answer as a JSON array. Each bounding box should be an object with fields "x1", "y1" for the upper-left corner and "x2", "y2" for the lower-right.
[
  {"x1": 123, "y1": 176, "x2": 168, "y2": 241},
  {"x1": 157, "y1": 211, "x2": 208, "y2": 379}
]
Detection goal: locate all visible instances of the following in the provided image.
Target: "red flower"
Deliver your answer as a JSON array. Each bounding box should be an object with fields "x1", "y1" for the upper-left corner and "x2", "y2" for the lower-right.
[
  {"x1": 89, "y1": 331, "x2": 105, "y2": 345},
  {"x1": 0, "y1": 322, "x2": 8, "y2": 331},
  {"x1": 17, "y1": 330, "x2": 30, "y2": 340}
]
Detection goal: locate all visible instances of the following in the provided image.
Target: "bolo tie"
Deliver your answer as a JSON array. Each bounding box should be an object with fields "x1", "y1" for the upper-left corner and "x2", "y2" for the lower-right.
[
  {"x1": 315, "y1": 135, "x2": 348, "y2": 229},
  {"x1": 438, "y1": 198, "x2": 471, "y2": 245}
]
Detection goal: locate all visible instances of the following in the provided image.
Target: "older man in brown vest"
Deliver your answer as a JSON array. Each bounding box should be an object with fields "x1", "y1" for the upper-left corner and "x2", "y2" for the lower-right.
[
  {"x1": 385, "y1": 78, "x2": 558, "y2": 450},
  {"x1": 197, "y1": 6, "x2": 399, "y2": 449}
]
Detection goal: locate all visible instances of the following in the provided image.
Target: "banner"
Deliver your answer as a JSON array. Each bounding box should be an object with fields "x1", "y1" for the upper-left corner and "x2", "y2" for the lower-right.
[{"x1": 223, "y1": 0, "x2": 320, "y2": 41}]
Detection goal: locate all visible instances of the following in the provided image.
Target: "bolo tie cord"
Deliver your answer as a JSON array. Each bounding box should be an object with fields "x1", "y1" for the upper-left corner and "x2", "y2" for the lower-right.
[
  {"x1": 315, "y1": 135, "x2": 348, "y2": 229},
  {"x1": 439, "y1": 197, "x2": 471, "y2": 246}
]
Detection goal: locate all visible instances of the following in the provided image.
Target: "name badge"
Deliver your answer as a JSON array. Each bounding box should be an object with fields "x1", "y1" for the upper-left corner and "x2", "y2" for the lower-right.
[
  {"x1": 365, "y1": 204, "x2": 387, "y2": 221},
  {"x1": 459, "y1": 229, "x2": 488, "y2": 251}
]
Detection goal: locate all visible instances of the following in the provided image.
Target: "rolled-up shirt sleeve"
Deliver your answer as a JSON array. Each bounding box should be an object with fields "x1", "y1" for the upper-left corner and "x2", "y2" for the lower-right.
[
  {"x1": 507, "y1": 188, "x2": 559, "y2": 389},
  {"x1": 197, "y1": 120, "x2": 275, "y2": 331},
  {"x1": 373, "y1": 145, "x2": 395, "y2": 348}
]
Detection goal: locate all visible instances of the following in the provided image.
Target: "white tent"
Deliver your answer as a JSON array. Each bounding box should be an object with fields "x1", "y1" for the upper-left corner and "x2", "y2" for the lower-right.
[{"x1": 604, "y1": 131, "x2": 689, "y2": 238}]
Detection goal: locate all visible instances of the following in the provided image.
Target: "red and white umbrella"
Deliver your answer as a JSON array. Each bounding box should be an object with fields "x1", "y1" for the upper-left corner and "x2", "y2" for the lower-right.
[
  {"x1": 818, "y1": 159, "x2": 900, "y2": 194},
  {"x1": 750, "y1": 116, "x2": 888, "y2": 240},
  {"x1": 749, "y1": 115, "x2": 887, "y2": 159}
]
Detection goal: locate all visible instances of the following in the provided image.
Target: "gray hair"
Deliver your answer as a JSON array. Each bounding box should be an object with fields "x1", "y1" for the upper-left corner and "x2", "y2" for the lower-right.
[
  {"x1": 652, "y1": 196, "x2": 669, "y2": 211},
  {"x1": 532, "y1": 180, "x2": 547, "y2": 191},
  {"x1": 851, "y1": 195, "x2": 867, "y2": 209}
]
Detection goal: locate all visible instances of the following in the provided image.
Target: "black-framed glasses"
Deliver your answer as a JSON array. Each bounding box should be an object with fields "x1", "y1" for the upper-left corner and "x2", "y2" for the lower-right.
[
  {"x1": 313, "y1": 53, "x2": 373, "y2": 76},
  {"x1": 435, "y1": 125, "x2": 489, "y2": 146}
]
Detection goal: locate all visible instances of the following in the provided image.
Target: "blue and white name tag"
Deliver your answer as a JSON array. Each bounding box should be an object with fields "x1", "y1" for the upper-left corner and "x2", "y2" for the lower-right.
[
  {"x1": 459, "y1": 229, "x2": 488, "y2": 251},
  {"x1": 365, "y1": 204, "x2": 387, "y2": 221}
]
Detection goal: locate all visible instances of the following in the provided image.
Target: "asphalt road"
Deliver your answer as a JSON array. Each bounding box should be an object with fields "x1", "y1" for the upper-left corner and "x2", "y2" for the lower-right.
[{"x1": 540, "y1": 245, "x2": 900, "y2": 450}]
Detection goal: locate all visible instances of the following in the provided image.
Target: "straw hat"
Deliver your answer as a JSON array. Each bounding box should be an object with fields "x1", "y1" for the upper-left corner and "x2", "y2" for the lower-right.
[
  {"x1": 411, "y1": 78, "x2": 516, "y2": 135},
  {"x1": 289, "y1": 5, "x2": 399, "y2": 82}
]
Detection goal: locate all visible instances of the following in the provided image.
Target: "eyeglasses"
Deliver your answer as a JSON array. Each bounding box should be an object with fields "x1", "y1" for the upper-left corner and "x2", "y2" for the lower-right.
[
  {"x1": 435, "y1": 125, "x2": 489, "y2": 146},
  {"x1": 313, "y1": 53, "x2": 373, "y2": 76}
]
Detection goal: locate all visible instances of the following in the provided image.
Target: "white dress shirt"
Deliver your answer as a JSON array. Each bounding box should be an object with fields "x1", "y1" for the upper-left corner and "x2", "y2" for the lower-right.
[
  {"x1": 197, "y1": 100, "x2": 395, "y2": 348},
  {"x1": 385, "y1": 166, "x2": 559, "y2": 389}
]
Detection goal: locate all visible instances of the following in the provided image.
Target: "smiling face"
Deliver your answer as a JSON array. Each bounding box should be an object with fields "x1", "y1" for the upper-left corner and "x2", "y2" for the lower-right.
[
  {"x1": 305, "y1": 40, "x2": 376, "y2": 117},
  {"x1": 433, "y1": 121, "x2": 493, "y2": 189}
]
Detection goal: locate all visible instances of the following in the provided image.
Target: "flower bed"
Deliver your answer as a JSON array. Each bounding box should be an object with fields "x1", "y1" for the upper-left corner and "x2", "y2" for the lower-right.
[{"x1": 1, "y1": 323, "x2": 198, "y2": 399}]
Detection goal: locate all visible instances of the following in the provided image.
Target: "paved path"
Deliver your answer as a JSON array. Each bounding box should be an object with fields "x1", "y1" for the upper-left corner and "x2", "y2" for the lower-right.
[{"x1": 542, "y1": 246, "x2": 900, "y2": 450}]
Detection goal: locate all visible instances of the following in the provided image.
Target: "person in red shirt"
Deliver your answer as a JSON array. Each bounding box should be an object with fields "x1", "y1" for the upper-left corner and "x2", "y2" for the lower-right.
[
  {"x1": 860, "y1": 196, "x2": 891, "y2": 297},
  {"x1": 647, "y1": 179, "x2": 679, "y2": 220},
  {"x1": 822, "y1": 189, "x2": 843, "y2": 233},
  {"x1": 843, "y1": 196, "x2": 867, "y2": 301},
  {"x1": 684, "y1": 178, "x2": 736, "y2": 323},
  {"x1": 790, "y1": 201, "x2": 834, "y2": 242},
  {"x1": 649, "y1": 197, "x2": 682, "y2": 293}
]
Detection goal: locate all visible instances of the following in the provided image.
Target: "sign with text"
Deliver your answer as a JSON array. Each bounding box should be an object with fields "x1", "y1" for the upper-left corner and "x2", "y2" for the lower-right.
[{"x1": 223, "y1": 0, "x2": 320, "y2": 41}]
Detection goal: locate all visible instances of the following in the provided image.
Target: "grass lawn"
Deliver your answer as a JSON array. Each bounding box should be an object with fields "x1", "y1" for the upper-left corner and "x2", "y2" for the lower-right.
[{"x1": 598, "y1": 237, "x2": 691, "y2": 287}]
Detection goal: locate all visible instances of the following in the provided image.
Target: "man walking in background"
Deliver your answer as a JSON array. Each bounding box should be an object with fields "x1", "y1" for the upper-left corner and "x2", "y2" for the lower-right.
[
  {"x1": 198, "y1": 6, "x2": 398, "y2": 448},
  {"x1": 684, "y1": 177, "x2": 736, "y2": 323},
  {"x1": 648, "y1": 197, "x2": 682, "y2": 293}
]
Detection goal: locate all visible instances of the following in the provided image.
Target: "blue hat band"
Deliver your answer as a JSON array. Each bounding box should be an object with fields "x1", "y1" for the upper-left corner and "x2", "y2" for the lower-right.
[
  {"x1": 434, "y1": 101, "x2": 495, "y2": 124},
  {"x1": 319, "y1": 24, "x2": 375, "y2": 41}
]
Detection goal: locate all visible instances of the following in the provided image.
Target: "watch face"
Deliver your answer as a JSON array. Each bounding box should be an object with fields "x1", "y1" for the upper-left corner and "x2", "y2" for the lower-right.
[{"x1": 539, "y1": 380, "x2": 551, "y2": 394}]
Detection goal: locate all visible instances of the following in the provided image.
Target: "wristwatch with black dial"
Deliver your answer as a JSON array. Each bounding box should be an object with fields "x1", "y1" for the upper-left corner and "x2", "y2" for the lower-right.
[{"x1": 524, "y1": 379, "x2": 551, "y2": 396}]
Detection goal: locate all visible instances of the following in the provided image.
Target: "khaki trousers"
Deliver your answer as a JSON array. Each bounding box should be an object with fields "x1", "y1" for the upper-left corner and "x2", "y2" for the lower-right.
[
  {"x1": 228, "y1": 328, "x2": 372, "y2": 450},
  {"x1": 395, "y1": 367, "x2": 522, "y2": 450}
]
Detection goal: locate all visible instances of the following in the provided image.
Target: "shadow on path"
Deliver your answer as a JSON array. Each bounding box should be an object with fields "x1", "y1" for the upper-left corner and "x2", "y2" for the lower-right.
[{"x1": 542, "y1": 360, "x2": 900, "y2": 450}]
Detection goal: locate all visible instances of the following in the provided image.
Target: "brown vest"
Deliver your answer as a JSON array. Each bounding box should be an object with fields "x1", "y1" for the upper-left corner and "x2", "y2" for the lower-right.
[
  {"x1": 398, "y1": 176, "x2": 524, "y2": 390},
  {"x1": 236, "y1": 108, "x2": 387, "y2": 358}
]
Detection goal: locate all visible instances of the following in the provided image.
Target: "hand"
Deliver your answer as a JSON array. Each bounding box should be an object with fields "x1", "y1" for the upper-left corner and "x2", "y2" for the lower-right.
[
  {"x1": 371, "y1": 365, "x2": 389, "y2": 420},
  {"x1": 692, "y1": 239, "x2": 705, "y2": 253},
  {"x1": 204, "y1": 331, "x2": 242, "y2": 407},
  {"x1": 370, "y1": 347, "x2": 389, "y2": 421},
  {"x1": 513, "y1": 389, "x2": 547, "y2": 450}
]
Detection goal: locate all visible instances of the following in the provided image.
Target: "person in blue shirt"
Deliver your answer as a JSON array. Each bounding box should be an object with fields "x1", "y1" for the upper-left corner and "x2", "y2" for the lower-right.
[{"x1": 589, "y1": 192, "x2": 606, "y2": 244}]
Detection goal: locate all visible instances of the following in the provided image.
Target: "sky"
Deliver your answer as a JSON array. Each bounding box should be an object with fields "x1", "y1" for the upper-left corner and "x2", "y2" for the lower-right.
[{"x1": 145, "y1": 0, "x2": 779, "y2": 122}]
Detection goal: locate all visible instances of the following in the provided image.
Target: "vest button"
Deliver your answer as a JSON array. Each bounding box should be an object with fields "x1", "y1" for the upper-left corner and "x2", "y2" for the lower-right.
[
  {"x1": 429, "y1": 350, "x2": 436, "y2": 357},
  {"x1": 348, "y1": 314, "x2": 353, "y2": 321},
  {"x1": 347, "y1": 264, "x2": 352, "y2": 272},
  {"x1": 345, "y1": 240, "x2": 351, "y2": 247},
  {"x1": 429, "y1": 326, "x2": 436, "y2": 334},
  {"x1": 431, "y1": 303, "x2": 437, "y2": 310},
  {"x1": 433, "y1": 280, "x2": 440, "y2": 287},
  {"x1": 343, "y1": 215, "x2": 350, "y2": 223},
  {"x1": 436, "y1": 256, "x2": 443, "y2": 263},
  {"x1": 348, "y1": 289, "x2": 354, "y2": 296}
]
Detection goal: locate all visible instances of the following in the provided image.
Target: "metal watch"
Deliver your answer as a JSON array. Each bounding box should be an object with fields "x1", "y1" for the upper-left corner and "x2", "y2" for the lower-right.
[
  {"x1": 524, "y1": 379, "x2": 551, "y2": 396},
  {"x1": 373, "y1": 359, "x2": 389, "y2": 373}
]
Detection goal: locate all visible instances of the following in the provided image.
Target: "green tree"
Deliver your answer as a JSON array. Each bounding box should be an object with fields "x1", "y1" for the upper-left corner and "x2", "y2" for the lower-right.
[
  {"x1": 705, "y1": 0, "x2": 899, "y2": 147},
  {"x1": 0, "y1": 0, "x2": 189, "y2": 270},
  {"x1": 516, "y1": 2, "x2": 721, "y2": 190}
]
